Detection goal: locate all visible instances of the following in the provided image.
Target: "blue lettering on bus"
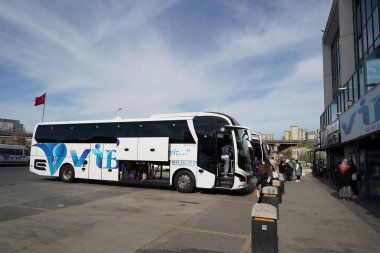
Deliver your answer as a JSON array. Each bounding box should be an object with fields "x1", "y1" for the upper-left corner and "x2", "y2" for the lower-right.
[
  {"x1": 91, "y1": 144, "x2": 103, "y2": 168},
  {"x1": 169, "y1": 148, "x2": 192, "y2": 156},
  {"x1": 171, "y1": 160, "x2": 197, "y2": 166},
  {"x1": 33, "y1": 143, "x2": 67, "y2": 175},
  {"x1": 70, "y1": 149, "x2": 90, "y2": 167},
  {"x1": 104, "y1": 150, "x2": 118, "y2": 169}
]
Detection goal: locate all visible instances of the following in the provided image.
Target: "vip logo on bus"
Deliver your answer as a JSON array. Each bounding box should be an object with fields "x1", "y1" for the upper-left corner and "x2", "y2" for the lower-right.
[{"x1": 33, "y1": 143, "x2": 118, "y2": 175}]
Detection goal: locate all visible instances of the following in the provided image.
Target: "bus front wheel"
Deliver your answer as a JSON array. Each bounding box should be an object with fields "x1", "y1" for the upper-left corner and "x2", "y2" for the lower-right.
[
  {"x1": 174, "y1": 170, "x2": 196, "y2": 193},
  {"x1": 60, "y1": 165, "x2": 75, "y2": 183}
]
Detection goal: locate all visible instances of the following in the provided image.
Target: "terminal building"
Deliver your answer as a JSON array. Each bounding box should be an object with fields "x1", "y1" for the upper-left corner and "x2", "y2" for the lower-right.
[
  {"x1": 316, "y1": 0, "x2": 380, "y2": 198},
  {"x1": 0, "y1": 118, "x2": 26, "y2": 144}
]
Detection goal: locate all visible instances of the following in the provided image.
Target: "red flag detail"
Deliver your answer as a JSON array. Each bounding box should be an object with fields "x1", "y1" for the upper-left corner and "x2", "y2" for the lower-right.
[{"x1": 34, "y1": 93, "x2": 46, "y2": 106}]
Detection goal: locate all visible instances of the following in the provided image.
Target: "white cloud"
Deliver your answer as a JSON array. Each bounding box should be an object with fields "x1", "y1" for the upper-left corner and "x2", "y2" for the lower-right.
[
  {"x1": 0, "y1": 0, "x2": 332, "y2": 137},
  {"x1": 220, "y1": 55, "x2": 324, "y2": 138}
]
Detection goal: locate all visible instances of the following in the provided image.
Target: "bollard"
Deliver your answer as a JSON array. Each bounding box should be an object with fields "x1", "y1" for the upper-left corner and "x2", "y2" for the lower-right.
[
  {"x1": 271, "y1": 180, "x2": 282, "y2": 204},
  {"x1": 261, "y1": 186, "x2": 279, "y2": 219},
  {"x1": 251, "y1": 203, "x2": 278, "y2": 253},
  {"x1": 280, "y1": 180, "x2": 285, "y2": 195},
  {"x1": 279, "y1": 174, "x2": 285, "y2": 195}
]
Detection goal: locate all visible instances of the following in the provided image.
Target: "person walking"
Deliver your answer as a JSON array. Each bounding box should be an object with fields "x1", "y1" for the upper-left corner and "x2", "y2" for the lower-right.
[
  {"x1": 295, "y1": 160, "x2": 302, "y2": 182},
  {"x1": 337, "y1": 159, "x2": 353, "y2": 200}
]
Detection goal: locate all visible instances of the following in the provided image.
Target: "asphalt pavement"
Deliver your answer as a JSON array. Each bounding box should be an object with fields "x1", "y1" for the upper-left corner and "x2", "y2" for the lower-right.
[
  {"x1": 1, "y1": 166, "x2": 379, "y2": 252},
  {"x1": 277, "y1": 175, "x2": 380, "y2": 253}
]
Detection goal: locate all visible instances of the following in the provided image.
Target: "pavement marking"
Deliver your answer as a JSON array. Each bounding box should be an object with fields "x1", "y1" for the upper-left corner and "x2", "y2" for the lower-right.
[
  {"x1": 59, "y1": 210, "x2": 249, "y2": 239},
  {"x1": 222, "y1": 199, "x2": 253, "y2": 204},
  {"x1": 239, "y1": 233, "x2": 251, "y2": 253},
  {"x1": 147, "y1": 221, "x2": 249, "y2": 239},
  {"x1": 6, "y1": 204, "x2": 52, "y2": 212}
]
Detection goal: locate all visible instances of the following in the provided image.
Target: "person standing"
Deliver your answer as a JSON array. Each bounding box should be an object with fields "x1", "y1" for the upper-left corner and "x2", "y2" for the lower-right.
[
  {"x1": 279, "y1": 159, "x2": 285, "y2": 179},
  {"x1": 349, "y1": 160, "x2": 359, "y2": 197},
  {"x1": 221, "y1": 141, "x2": 233, "y2": 178},
  {"x1": 337, "y1": 159, "x2": 353, "y2": 200},
  {"x1": 318, "y1": 161, "x2": 325, "y2": 178},
  {"x1": 295, "y1": 160, "x2": 302, "y2": 182},
  {"x1": 252, "y1": 156, "x2": 261, "y2": 177},
  {"x1": 284, "y1": 159, "x2": 293, "y2": 181},
  {"x1": 269, "y1": 156, "x2": 279, "y2": 178}
]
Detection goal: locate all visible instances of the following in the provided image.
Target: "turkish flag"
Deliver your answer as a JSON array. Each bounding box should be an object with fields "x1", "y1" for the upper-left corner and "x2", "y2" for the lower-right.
[{"x1": 34, "y1": 93, "x2": 46, "y2": 106}]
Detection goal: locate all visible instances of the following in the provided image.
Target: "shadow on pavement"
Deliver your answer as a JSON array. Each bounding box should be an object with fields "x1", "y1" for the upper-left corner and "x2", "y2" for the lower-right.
[
  {"x1": 40, "y1": 177, "x2": 255, "y2": 196},
  {"x1": 312, "y1": 176, "x2": 380, "y2": 234}
]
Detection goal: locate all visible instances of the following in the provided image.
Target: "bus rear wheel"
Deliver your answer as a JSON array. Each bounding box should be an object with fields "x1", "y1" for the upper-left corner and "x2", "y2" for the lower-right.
[
  {"x1": 60, "y1": 165, "x2": 75, "y2": 183},
  {"x1": 174, "y1": 170, "x2": 196, "y2": 193}
]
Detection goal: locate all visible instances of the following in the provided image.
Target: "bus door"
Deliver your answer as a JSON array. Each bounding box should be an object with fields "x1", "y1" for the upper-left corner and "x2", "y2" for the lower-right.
[
  {"x1": 215, "y1": 131, "x2": 234, "y2": 188},
  {"x1": 195, "y1": 133, "x2": 217, "y2": 189},
  {"x1": 88, "y1": 143, "x2": 119, "y2": 181}
]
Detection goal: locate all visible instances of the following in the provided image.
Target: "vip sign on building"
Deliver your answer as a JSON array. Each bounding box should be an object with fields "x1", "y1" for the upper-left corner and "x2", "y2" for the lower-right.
[{"x1": 340, "y1": 85, "x2": 380, "y2": 143}]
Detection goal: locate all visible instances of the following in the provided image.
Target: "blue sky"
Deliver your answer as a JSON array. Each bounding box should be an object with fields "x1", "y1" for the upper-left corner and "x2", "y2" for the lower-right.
[{"x1": 0, "y1": 0, "x2": 332, "y2": 138}]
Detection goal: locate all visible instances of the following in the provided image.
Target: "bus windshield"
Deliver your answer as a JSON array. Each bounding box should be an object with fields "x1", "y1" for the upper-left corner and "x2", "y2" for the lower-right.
[
  {"x1": 262, "y1": 143, "x2": 269, "y2": 161},
  {"x1": 234, "y1": 129, "x2": 251, "y2": 171}
]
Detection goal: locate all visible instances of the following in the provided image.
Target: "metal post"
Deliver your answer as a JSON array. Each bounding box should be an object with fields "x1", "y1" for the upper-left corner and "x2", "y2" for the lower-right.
[
  {"x1": 272, "y1": 180, "x2": 282, "y2": 204},
  {"x1": 261, "y1": 186, "x2": 279, "y2": 219},
  {"x1": 251, "y1": 203, "x2": 278, "y2": 253}
]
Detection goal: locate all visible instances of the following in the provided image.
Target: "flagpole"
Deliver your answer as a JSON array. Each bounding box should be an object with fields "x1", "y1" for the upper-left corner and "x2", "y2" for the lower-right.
[
  {"x1": 42, "y1": 93, "x2": 46, "y2": 122},
  {"x1": 42, "y1": 102, "x2": 45, "y2": 122}
]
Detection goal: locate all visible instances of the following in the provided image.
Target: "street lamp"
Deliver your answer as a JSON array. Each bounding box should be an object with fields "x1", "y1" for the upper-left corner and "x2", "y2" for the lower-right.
[{"x1": 114, "y1": 107, "x2": 122, "y2": 117}]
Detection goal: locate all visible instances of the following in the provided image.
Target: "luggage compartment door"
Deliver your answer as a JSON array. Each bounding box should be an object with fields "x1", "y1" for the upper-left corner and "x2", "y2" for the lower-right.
[
  {"x1": 137, "y1": 137, "x2": 169, "y2": 162},
  {"x1": 116, "y1": 138, "x2": 138, "y2": 160}
]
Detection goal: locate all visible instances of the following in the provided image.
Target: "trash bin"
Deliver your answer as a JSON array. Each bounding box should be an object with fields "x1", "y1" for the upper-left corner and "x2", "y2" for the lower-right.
[{"x1": 251, "y1": 203, "x2": 278, "y2": 253}]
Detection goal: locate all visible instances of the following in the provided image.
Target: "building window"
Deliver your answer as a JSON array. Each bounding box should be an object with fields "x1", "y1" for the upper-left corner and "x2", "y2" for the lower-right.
[
  {"x1": 353, "y1": 72, "x2": 360, "y2": 102},
  {"x1": 331, "y1": 31, "x2": 341, "y2": 95},
  {"x1": 374, "y1": 6, "x2": 380, "y2": 40},
  {"x1": 359, "y1": 66, "x2": 366, "y2": 97},
  {"x1": 366, "y1": 57, "x2": 380, "y2": 91},
  {"x1": 355, "y1": 0, "x2": 380, "y2": 65}
]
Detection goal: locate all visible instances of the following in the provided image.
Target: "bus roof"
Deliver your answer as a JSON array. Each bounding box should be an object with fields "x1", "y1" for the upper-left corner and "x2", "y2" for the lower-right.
[
  {"x1": 0, "y1": 144, "x2": 27, "y2": 149},
  {"x1": 34, "y1": 112, "x2": 236, "y2": 127}
]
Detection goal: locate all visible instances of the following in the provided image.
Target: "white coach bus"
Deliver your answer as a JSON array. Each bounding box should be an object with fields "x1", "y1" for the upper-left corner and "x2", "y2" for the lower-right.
[
  {"x1": 250, "y1": 132, "x2": 270, "y2": 162},
  {"x1": 30, "y1": 112, "x2": 253, "y2": 192},
  {"x1": 0, "y1": 144, "x2": 30, "y2": 165}
]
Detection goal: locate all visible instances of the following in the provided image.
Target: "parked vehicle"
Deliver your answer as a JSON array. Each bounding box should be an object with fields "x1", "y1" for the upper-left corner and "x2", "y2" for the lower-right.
[{"x1": 0, "y1": 144, "x2": 30, "y2": 165}]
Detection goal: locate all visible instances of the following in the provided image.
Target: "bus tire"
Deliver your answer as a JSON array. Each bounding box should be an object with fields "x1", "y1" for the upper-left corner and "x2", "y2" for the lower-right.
[
  {"x1": 174, "y1": 170, "x2": 196, "y2": 193},
  {"x1": 60, "y1": 165, "x2": 75, "y2": 183}
]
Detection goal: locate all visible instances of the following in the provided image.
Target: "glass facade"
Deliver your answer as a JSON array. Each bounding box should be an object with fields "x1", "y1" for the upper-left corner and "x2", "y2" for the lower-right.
[
  {"x1": 320, "y1": 0, "x2": 380, "y2": 198},
  {"x1": 320, "y1": 0, "x2": 380, "y2": 129},
  {"x1": 355, "y1": 0, "x2": 380, "y2": 65},
  {"x1": 331, "y1": 32, "x2": 341, "y2": 93}
]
